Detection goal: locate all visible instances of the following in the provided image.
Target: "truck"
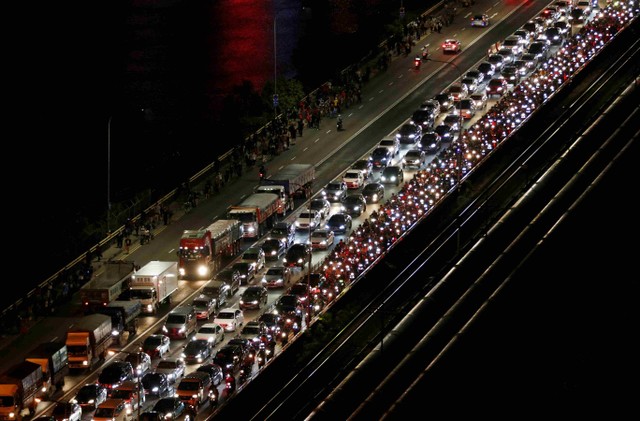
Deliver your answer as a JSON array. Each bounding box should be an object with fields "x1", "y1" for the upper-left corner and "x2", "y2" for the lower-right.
[
  {"x1": 227, "y1": 192, "x2": 281, "y2": 239},
  {"x1": 65, "y1": 313, "x2": 113, "y2": 371},
  {"x1": 96, "y1": 300, "x2": 142, "y2": 346},
  {"x1": 0, "y1": 361, "x2": 44, "y2": 421},
  {"x1": 128, "y1": 261, "x2": 179, "y2": 314},
  {"x1": 24, "y1": 341, "x2": 69, "y2": 400},
  {"x1": 255, "y1": 163, "x2": 315, "y2": 214},
  {"x1": 177, "y1": 219, "x2": 243, "y2": 280},
  {"x1": 79, "y1": 260, "x2": 137, "y2": 313}
]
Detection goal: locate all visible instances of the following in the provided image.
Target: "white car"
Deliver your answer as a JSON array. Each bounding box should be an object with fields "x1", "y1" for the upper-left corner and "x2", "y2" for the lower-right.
[
  {"x1": 342, "y1": 170, "x2": 365, "y2": 189},
  {"x1": 154, "y1": 357, "x2": 186, "y2": 384},
  {"x1": 378, "y1": 138, "x2": 400, "y2": 156},
  {"x1": 194, "y1": 322, "x2": 226, "y2": 346},
  {"x1": 213, "y1": 307, "x2": 245, "y2": 332},
  {"x1": 295, "y1": 210, "x2": 322, "y2": 231},
  {"x1": 262, "y1": 266, "x2": 292, "y2": 289},
  {"x1": 309, "y1": 229, "x2": 335, "y2": 250},
  {"x1": 241, "y1": 247, "x2": 266, "y2": 271}
]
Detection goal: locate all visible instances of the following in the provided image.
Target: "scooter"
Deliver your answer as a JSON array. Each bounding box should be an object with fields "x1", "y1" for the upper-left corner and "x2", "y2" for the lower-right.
[
  {"x1": 224, "y1": 374, "x2": 236, "y2": 394},
  {"x1": 414, "y1": 56, "x2": 421, "y2": 70}
]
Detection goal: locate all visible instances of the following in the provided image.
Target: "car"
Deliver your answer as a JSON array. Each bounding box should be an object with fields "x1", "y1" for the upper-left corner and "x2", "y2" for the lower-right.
[
  {"x1": 446, "y1": 83, "x2": 468, "y2": 100},
  {"x1": 274, "y1": 294, "x2": 304, "y2": 320},
  {"x1": 470, "y1": 13, "x2": 490, "y2": 27},
  {"x1": 239, "y1": 285, "x2": 268, "y2": 310},
  {"x1": 239, "y1": 320, "x2": 268, "y2": 343},
  {"x1": 410, "y1": 109, "x2": 434, "y2": 132},
  {"x1": 574, "y1": 0, "x2": 592, "y2": 14},
  {"x1": 380, "y1": 165, "x2": 404, "y2": 186},
  {"x1": 342, "y1": 170, "x2": 366, "y2": 189},
  {"x1": 124, "y1": 351, "x2": 152, "y2": 378},
  {"x1": 321, "y1": 180, "x2": 348, "y2": 202},
  {"x1": 241, "y1": 246, "x2": 266, "y2": 271},
  {"x1": 211, "y1": 268, "x2": 240, "y2": 298},
  {"x1": 543, "y1": 27, "x2": 564, "y2": 45},
  {"x1": 552, "y1": 0, "x2": 572, "y2": 14},
  {"x1": 52, "y1": 402, "x2": 82, "y2": 421},
  {"x1": 464, "y1": 70, "x2": 485, "y2": 88},
  {"x1": 232, "y1": 261, "x2": 256, "y2": 284},
  {"x1": 71, "y1": 383, "x2": 108, "y2": 412},
  {"x1": 106, "y1": 380, "x2": 145, "y2": 413},
  {"x1": 434, "y1": 124, "x2": 454, "y2": 142},
  {"x1": 196, "y1": 363, "x2": 224, "y2": 386},
  {"x1": 93, "y1": 399, "x2": 131, "y2": 421},
  {"x1": 350, "y1": 159, "x2": 374, "y2": 180},
  {"x1": 402, "y1": 149, "x2": 426, "y2": 169},
  {"x1": 151, "y1": 398, "x2": 192, "y2": 421},
  {"x1": 194, "y1": 322, "x2": 225, "y2": 346},
  {"x1": 258, "y1": 312, "x2": 282, "y2": 336},
  {"x1": 496, "y1": 48, "x2": 517, "y2": 65},
  {"x1": 213, "y1": 344, "x2": 245, "y2": 374},
  {"x1": 487, "y1": 54, "x2": 506, "y2": 71},
  {"x1": 140, "y1": 334, "x2": 171, "y2": 359},
  {"x1": 309, "y1": 228, "x2": 335, "y2": 250},
  {"x1": 512, "y1": 59, "x2": 528, "y2": 77},
  {"x1": 455, "y1": 98, "x2": 477, "y2": 119},
  {"x1": 540, "y1": 6, "x2": 561, "y2": 24},
  {"x1": 441, "y1": 38, "x2": 461, "y2": 53},
  {"x1": 419, "y1": 99, "x2": 440, "y2": 119},
  {"x1": 191, "y1": 294, "x2": 217, "y2": 320},
  {"x1": 434, "y1": 92, "x2": 455, "y2": 112},
  {"x1": 98, "y1": 360, "x2": 134, "y2": 390},
  {"x1": 141, "y1": 372, "x2": 171, "y2": 398},
  {"x1": 553, "y1": 20, "x2": 570, "y2": 36},
  {"x1": 309, "y1": 198, "x2": 332, "y2": 219},
  {"x1": 213, "y1": 308, "x2": 244, "y2": 332},
  {"x1": 395, "y1": 123, "x2": 423, "y2": 145},
  {"x1": 360, "y1": 182, "x2": 384, "y2": 204},
  {"x1": 261, "y1": 265, "x2": 292, "y2": 289},
  {"x1": 325, "y1": 212, "x2": 353, "y2": 233},
  {"x1": 519, "y1": 53, "x2": 539, "y2": 71},
  {"x1": 460, "y1": 77, "x2": 478, "y2": 94},
  {"x1": 340, "y1": 194, "x2": 367, "y2": 217},
  {"x1": 502, "y1": 36, "x2": 524, "y2": 56},
  {"x1": 442, "y1": 113, "x2": 462, "y2": 131},
  {"x1": 476, "y1": 62, "x2": 496, "y2": 81},
  {"x1": 500, "y1": 65, "x2": 520, "y2": 86},
  {"x1": 294, "y1": 209, "x2": 322, "y2": 231},
  {"x1": 261, "y1": 238, "x2": 287, "y2": 261},
  {"x1": 486, "y1": 77, "x2": 509, "y2": 98},
  {"x1": 269, "y1": 221, "x2": 296, "y2": 248},
  {"x1": 181, "y1": 338, "x2": 213, "y2": 364},
  {"x1": 522, "y1": 19, "x2": 544, "y2": 37},
  {"x1": 369, "y1": 147, "x2": 393, "y2": 169},
  {"x1": 419, "y1": 131, "x2": 442, "y2": 154},
  {"x1": 469, "y1": 92, "x2": 488, "y2": 111},
  {"x1": 154, "y1": 358, "x2": 186, "y2": 384},
  {"x1": 162, "y1": 305, "x2": 198, "y2": 340},
  {"x1": 378, "y1": 138, "x2": 401, "y2": 156},
  {"x1": 283, "y1": 243, "x2": 312, "y2": 268},
  {"x1": 527, "y1": 41, "x2": 549, "y2": 61}
]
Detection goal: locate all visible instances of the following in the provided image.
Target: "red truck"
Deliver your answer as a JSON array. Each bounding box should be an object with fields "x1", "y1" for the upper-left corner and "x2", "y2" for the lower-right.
[{"x1": 178, "y1": 219, "x2": 243, "y2": 280}]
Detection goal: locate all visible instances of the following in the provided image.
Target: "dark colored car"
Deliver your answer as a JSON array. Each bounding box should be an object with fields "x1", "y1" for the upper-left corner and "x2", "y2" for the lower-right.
[
  {"x1": 261, "y1": 238, "x2": 287, "y2": 261},
  {"x1": 476, "y1": 62, "x2": 496, "y2": 81},
  {"x1": 274, "y1": 294, "x2": 303, "y2": 319},
  {"x1": 258, "y1": 312, "x2": 282, "y2": 336},
  {"x1": 196, "y1": 363, "x2": 224, "y2": 386},
  {"x1": 213, "y1": 344, "x2": 245, "y2": 374},
  {"x1": 434, "y1": 124, "x2": 455, "y2": 142},
  {"x1": 212, "y1": 268, "x2": 241, "y2": 295},
  {"x1": 52, "y1": 402, "x2": 82, "y2": 421},
  {"x1": 309, "y1": 198, "x2": 332, "y2": 219},
  {"x1": 369, "y1": 147, "x2": 393, "y2": 169},
  {"x1": 486, "y1": 77, "x2": 509, "y2": 97},
  {"x1": 72, "y1": 383, "x2": 108, "y2": 411},
  {"x1": 239, "y1": 285, "x2": 268, "y2": 310},
  {"x1": 325, "y1": 212, "x2": 353, "y2": 234},
  {"x1": 321, "y1": 181, "x2": 348, "y2": 202},
  {"x1": 396, "y1": 123, "x2": 423, "y2": 145},
  {"x1": 283, "y1": 243, "x2": 312, "y2": 268},
  {"x1": 410, "y1": 110, "x2": 434, "y2": 133},
  {"x1": 420, "y1": 131, "x2": 442, "y2": 154},
  {"x1": 350, "y1": 159, "x2": 374, "y2": 180},
  {"x1": 380, "y1": 165, "x2": 405, "y2": 186},
  {"x1": 434, "y1": 93, "x2": 455, "y2": 112},
  {"x1": 141, "y1": 372, "x2": 172, "y2": 398},
  {"x1": 419, "y1": 99, "x2": 440, "y2": 119},
  {"x1": 181, "y1": 339, "x2": 213, "y2": 364},
  {"x1": 402, "y1": 149, "x2": 426, "y2": 169},
  {"x1": 269, "y1": 221, "x2": 296, "y2": 248},
  {"x1": 232, "y1": 261, "x2": 255, "y2": 284},
  {"x1": 97, "y1": 360, "x2": 134, "y2": 390},
  {"x1": 361, "y1": 183, "x2": 385, "y2": 204},
  {"x1": 340, "y1": 194, "x2": 367, "y2": 217},
  {"x1": 151, "y1": 398, "x2": 192, "y2": 421}
]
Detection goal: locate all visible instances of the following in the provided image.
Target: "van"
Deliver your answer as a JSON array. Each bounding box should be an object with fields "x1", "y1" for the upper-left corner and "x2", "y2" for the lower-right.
[
  {"x1": 174, "y1": 371, "x2": 216, "y2": 410},
  {"x1": 162, "y1": 306, "x2": 197, "y2": 339}
]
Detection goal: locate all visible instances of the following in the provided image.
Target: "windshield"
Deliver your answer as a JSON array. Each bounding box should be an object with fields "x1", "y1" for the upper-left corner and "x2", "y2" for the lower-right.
[
  {"x1": 129, "y1": 289, "x2": 154, "y2": 299},
  {"x1": 157, "y1": 361, "x2": 178, "y2": 369},
  {"x1": 266, "y1": 268, "x2": 283, "y2": 275},
  {"x1": 217, "y1": 312, "x2": 234, "y2": 319}
]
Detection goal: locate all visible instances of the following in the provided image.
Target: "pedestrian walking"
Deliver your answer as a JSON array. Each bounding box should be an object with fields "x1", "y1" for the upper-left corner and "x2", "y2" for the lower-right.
[{"x1": 124, "y1": 237, "x2": 132, "y2": 254}]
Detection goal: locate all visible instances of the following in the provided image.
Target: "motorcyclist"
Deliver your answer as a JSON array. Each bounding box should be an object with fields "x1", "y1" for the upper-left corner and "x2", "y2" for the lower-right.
[
  {"x1": 414, "y1": 55, "x2": 421, "y2": 69},
  {"x1": 259, "y1": 164, "x2": 267, "y2": 180},
  {"x1": 225, "y1": 372, "x2": 236, "y2": 394},
  {"x1": 336, "y1": 114, "x2": 344, "y2": 131}
]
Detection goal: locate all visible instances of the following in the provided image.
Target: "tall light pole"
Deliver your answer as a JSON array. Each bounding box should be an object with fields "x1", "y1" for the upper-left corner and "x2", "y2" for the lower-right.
[
  {"x1": 273, "y1": 17, "x2": 278, "y2": 119},
  {"x1": 107, "y1": 116, "x2": 112, "y2": 233},
  {"x1": 108, "y1": 349, "x2": 143, "y2": 421},
  {"x1": 306, "y1": 205, "x2": 312, "y2": 328}
]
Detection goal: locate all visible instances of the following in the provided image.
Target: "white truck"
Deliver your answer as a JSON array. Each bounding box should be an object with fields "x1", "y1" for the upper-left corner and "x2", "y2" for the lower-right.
[{"x1": 128, "y1": 261, "x2": 179, "y2": 314}]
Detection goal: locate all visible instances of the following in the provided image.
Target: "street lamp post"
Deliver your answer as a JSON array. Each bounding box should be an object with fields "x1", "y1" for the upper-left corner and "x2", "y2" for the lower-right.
[
  {"x1": 107, "y1": 116, "x2": 112, "y2": 233},
  {"x1": 306, "y1": 205, "x2": 312, "y2": 328},
  {"x1": 108, "y1": 349, "x2": 143, "y2": 421}
]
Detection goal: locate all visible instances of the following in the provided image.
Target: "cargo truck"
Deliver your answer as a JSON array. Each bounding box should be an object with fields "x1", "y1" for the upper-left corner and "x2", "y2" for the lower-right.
[
  {"x1": 96, "y1": 300, "x2": 142, "y2": 346},
  {"x1": 65, "y1": 313, "x2": 113, "y2": 371},
  {"x1": 227, "y1": 192, "x2": 281, "y2": 239},
  {"x1": 0, "y1": 361, "x2": 44, "y2": 421},
  {"x1": 177, "y1": 219, "x2": 243, "y2": 279},
  {"x1": 79, "y1": 261, "x2": 137, "y2": 313},
  {"x1": 24, "y1": 341, "x2": 69, "y2": 399},
  {"x1": 255, "y1": 163, "x2": 315, "y2": 214},
  {"x1": 128, "y1": 261, "x2": 179, "y2": 314}
]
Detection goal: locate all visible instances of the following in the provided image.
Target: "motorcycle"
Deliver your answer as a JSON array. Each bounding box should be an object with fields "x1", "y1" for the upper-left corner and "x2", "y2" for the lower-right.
[
  {"x1": 259, "y1": 166, "x2": 267, "y2": 181},
  {"x1": 414, "y1": 56, "x2": 421, "y2": 70},
  {"x1": 337, "y1": 116, "x2": 344, "y2": 131},
  {"x1": 257, "y1": 347, "x2": 266, "y2": 368},
  {"x1": 224, "y1": 374, "x2": 236, "y2": 394}
]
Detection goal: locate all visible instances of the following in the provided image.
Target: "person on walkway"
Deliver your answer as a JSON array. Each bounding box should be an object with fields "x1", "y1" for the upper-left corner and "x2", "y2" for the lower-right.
[{"x1": 124, "y1": 237, "x2": 132, "y2": 254}]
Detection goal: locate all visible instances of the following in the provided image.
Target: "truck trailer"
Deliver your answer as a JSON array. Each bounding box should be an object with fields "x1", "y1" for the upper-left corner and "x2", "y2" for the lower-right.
[
  {"x1": 227, "y1": 192, "x2": 281, "y2": 239},
  {"x1": 177, "y1": 219, "x2": 243, "y2": 280},
  {"x1": 65, "y1": 313, "x2": 113, "y2": 371},
  {"x1": 0, "y1": 361, "x2": 44, "y2": 421},
  {"x1": 128, "y1": 261, "x2": 179, "y2": 314},
  {"x1": 79, "y1": 261, "x2": 137, "y2": 313},
  {"x1": 24, "y1": 341, "x2": 68, "y2": 400},
  {"x1": 255, "y1": 163, "x2": 315, "y2": 214},
  {"x1": 96, "y1": 300, "x2": 142, "y2": 346}
]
